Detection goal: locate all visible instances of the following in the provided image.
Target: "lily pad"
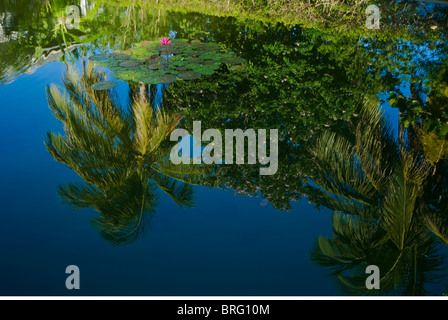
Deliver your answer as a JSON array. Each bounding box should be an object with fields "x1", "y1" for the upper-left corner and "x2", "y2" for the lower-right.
[
  {"x1": 189, "y1": 58, "x2": 205, "y2": 64},
  {"x1": 170, "y1": 49, "x2": 183, "y2": 55},
  {"x1": 148, "y1": 63, "x2": 161, "y2": 70},
  {"x1": 91, "y1": 81, "x2": 118, "y2": 91},
  {"x1": 202, "y1": 45, "x2": 219, "y2": 52},
  {"x1": 112, "y1": 53, "x2": 131, "y2": 60},
  {"x1": 153, "y1": 74, "x2": 177, "y2": 84},
  {"x1": 94, "y1": 38, "x2": 246, "y2": 85},
  {"x1": 230, "y1": 65, "x2": 246, "y2": 71},
  {"x1": 208, "y1": 63, "x2": 222, "y2": 71},
  {"x1": 202, "y1": 60, "x2": 218, "y2": 65},
  {"x1": 177, "y1": 71, "x2": 201, "y2": 80},
  {"x1": 99, "y1": 60, "x2": 117, "y2": 69},
  {"x1": 221, "y1": 57, "x2": 247, "y2": 65},
  {"x1": 199, "y1": 55, "x2": 220, "y2": 62},
  {"x1": 119, "y1": 60, "x2": 142, "y2": 68},
  {"x1": 171, "y1": 60, "x2": 186, "y2": 67},
  {"x1": 119, "y1": 71, "x2": 141, "y2": 81},
  {"x1": 89, "y1": 54, "x2": 111, "y2": 62},
  {"x1": 188, "y1": 51, "x2": 205, "y2": 57},
  {"x1": 142, "y1": 77, "x2": 160, "y2": 85},
  {"x1": 176, "y1": 66, "x2": 189, "y2": 71},
  {"x1": 203, "y1": 42, "x2": 220, "y2": 47},
  {"x1": 164, "y1": 69, "x2": 179, "y2": 75},
  {"x1": 197, "y1": 68, "x2": 215, "y2": 76}
]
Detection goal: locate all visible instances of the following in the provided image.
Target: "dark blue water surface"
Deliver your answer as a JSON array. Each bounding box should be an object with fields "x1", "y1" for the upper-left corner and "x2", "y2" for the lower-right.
[
  {"x1": 1, "y1": 0, "x2": 448, "y2": 296},
  {"x1": 0, "y1": 62, "x2": 336, "y2": 295}
]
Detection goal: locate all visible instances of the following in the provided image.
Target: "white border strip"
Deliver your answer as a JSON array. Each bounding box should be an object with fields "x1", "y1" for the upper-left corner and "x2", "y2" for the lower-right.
[{"x1": 1, "y1": 296, "x2": 447, "y2": 300}]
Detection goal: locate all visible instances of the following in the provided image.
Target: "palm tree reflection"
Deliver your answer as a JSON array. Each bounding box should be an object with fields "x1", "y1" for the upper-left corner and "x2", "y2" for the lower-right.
[
  {"x1": 45, "y1": 61, "x2": 204, "y2": 245},
  {"x1": 309, "y1": 102, "x2": 447, "y2": 295},
  {"x1": 311, "y1": 212, "x2": 444, "y2": 295}
]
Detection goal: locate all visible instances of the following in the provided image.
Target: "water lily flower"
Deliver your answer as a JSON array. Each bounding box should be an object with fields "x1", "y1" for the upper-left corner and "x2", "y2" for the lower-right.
[
  {"x1": 160, "y1": 37, "x2": 171, "y2": 45},
  {"x1": 160, "y1": 37, "x2": 171, "y2": 58}
]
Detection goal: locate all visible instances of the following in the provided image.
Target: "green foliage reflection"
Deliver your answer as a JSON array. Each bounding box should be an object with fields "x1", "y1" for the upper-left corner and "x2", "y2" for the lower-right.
[{"x1": 45, "y1": 62, "x2": 205, "y2": 245}]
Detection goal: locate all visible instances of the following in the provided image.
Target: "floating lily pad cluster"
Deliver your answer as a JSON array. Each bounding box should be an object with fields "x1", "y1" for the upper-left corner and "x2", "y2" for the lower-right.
[{"x1": 89, "y1": 38, "x2": 246, "y2": 87}]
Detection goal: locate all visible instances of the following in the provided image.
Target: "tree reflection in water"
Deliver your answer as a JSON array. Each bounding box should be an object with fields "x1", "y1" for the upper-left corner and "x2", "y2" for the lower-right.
[
  {"x1": 309, "y1": 102, "x2": 448, "y2": 295},
  {"x1": 45, "y1": 61, "x2": 205, "y2": 245}
]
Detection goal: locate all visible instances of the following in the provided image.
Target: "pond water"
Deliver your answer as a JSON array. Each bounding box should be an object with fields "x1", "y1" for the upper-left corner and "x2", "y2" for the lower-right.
[{"x1": 1, "y1": 0, "x2": 448, "y2": 296}]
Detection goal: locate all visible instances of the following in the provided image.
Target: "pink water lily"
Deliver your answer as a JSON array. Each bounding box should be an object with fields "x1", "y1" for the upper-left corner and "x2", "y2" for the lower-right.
[
  {"x1": 160, "y1": 37, "x2": 171, "y2": 58},
  {"x1": 160, "y1": 37, "x2": 171, "y2": 45}
]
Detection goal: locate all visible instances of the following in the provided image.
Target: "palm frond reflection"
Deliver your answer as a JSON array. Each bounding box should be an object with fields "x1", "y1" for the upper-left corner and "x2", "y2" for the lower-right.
[
  {"x1": 309, "y1": 101, "x2": 447, "y2": 295},
  {"x1": 45, "y1": 61, "x2": 204, "y2": 245}
]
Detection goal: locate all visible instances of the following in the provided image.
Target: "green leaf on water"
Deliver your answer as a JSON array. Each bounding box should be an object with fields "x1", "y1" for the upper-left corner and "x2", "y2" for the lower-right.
[
  {"x1": 119, "y1": 60, "x2": 142, "y2": 68},
  {"x1": 177, "y1": 71, "x2": 202, "y2": 80},
  {"x1": 153, "y1": 74, "x2": 177, "y2": 84},
  {"x1": 230, "y1": 65, "x2": 245, "y2": 71},
  {"x1": 112, "y1": 53, "x2": 131, "y2": 60},
  {"x1": 142, "y1": 77, "x2": 159, "y2": 85},
  {"x1": 89, "y1": 54, "x2": 111, "y2": 62},
  {"x1": 93, "y1": 38, "x2": 244, "y2": 85},
  {"x1": 92, "y1": 81, "x2": 118, "y2": 91},
  {"x1": 164, "y1": 69, "x2": 179, "y2": 75},
  {"x1": 197, "y1": 68, "x2": 215, "y2": 76},
  {"x1": 176, "y1": 66, "x2": 189, "y2": 71},
  {"x1": 147, "y1": 63, "x2": 159, "y2": 70},
  {"x1": 221, "y1": 57, "x2": 247, "y2": 65}
]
